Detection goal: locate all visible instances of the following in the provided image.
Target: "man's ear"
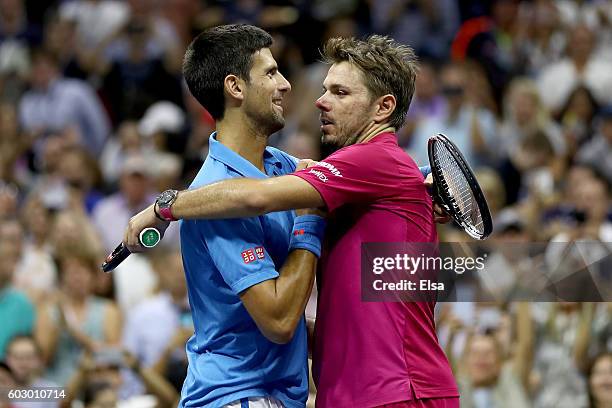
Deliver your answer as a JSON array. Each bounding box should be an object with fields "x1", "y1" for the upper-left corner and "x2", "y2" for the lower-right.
[
  {"x1": 373, "y1": 94, "x2": 396, "y2": 124},
  {"x1": 224, "y1": 74, "x2": 245, "y2": 102}
]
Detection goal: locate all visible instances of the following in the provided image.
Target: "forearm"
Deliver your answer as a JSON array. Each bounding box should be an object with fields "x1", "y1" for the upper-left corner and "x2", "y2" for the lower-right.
[
  {"x1": 171, "y1": 179, "x2": 264, "y2": 219},
  {"x1": 171, "y1": 176, "x2": 321, "y2": 220},
  {"x1": 272, "y1": 250, "x2": 318, "y2": 334},
  {"x1": 242, "y1": 249, "x2": 317, "y2": 344}
]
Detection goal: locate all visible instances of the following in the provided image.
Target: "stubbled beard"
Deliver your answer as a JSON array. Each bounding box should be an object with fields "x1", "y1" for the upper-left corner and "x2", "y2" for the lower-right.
[
  {"x1": 267, "y1": 116, "x2": 284, "y2": 134},
  {"x1": 319, "y1": 130, "x2": 362, "y2": 159},
  {"x1": 320, "y1": 138, "x2": 340, "y2": 159},
  {"x1": 248, "y1": 108, "x2": 284, "y2": 135},
  {"x1": 259, "y1": 106, "x2": 285, "y2": 134}
]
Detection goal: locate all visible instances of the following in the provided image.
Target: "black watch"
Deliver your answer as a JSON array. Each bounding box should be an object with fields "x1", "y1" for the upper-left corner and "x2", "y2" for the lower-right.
[{"x1": 155, "y1": 189, "x2": 179, "y2": 221}]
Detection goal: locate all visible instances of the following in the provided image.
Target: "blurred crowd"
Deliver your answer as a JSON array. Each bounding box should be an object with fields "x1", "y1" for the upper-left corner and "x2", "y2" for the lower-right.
[{"x1": 0, "y1": 0, "x2": 611, "y2": 407}]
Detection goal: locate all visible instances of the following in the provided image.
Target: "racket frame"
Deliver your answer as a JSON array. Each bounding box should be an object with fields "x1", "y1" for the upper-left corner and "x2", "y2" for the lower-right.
[{"x1": 427, "y1": 133, "x2": 493, "y2": 240}]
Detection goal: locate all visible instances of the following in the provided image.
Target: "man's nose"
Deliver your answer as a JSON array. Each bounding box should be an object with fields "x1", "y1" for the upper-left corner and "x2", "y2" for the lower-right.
[
  {"x1": 279, "y1": 73, "x2": 291, "y2": 92},
  {"x1": 315, "y1": 94, "x2": 329, "y2": 111}
]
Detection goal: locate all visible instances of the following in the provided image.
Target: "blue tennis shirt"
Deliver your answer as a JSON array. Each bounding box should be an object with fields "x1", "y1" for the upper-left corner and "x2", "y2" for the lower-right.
[{"x1": 178, "y1": 133, "x2": 308, "y2": 408}]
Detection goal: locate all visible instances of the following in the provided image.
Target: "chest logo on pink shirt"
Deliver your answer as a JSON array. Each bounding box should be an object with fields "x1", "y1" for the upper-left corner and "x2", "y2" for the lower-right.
[
  {"x1": 308, "y1": 169, "x2": 328, "y2": 182},
  {"x1": 316, "y1": 161, "x2": 343, "y2": 177}
]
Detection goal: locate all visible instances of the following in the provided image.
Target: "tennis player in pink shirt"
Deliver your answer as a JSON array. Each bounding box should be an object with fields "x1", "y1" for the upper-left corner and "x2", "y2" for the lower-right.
[
  {"x1": 125, "y1": 35, "x2": 459, "y2": 407},
  {"x1": 293, "y1": 129, "x2": 459, "y2": 407},
  {"x1": 288, "y1": 37, "x2": 459, "y2": 408}
]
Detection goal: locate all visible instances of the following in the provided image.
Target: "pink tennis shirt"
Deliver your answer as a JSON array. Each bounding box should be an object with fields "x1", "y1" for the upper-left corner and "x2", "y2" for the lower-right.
[{"x1": 292, "y1": 132, "x2": 458, "y2": 407}]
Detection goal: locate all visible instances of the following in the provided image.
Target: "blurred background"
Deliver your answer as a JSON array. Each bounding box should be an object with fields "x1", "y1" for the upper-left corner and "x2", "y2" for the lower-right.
[{"x1": 0, "y1": 0, "x2": 611, "y2": 407}]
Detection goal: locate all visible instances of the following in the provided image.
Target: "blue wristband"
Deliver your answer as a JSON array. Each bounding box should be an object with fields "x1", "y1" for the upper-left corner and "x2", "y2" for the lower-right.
[
  {"x1": 288, "y1": 215, "x2": 327, "y2": 258},
  {"x1": 419, "y1": 165, "x2": 431, "y2": 178}
]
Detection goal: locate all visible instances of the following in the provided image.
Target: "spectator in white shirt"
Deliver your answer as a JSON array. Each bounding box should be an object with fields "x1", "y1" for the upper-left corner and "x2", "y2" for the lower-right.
[{"x1": 537, "y1": 24, "x2": 612, "y2": 113}]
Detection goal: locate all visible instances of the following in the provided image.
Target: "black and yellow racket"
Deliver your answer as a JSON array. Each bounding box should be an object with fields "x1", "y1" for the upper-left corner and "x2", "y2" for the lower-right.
[{"x1": 428, "y1": 133, "x2": 493, "y2": 240}]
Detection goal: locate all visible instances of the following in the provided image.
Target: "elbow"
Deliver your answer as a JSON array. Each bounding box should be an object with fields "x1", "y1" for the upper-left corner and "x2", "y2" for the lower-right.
[
  {"x1": 244, "y1": 189, "x2": 273, "y2": 216},
  {"x1": 262, "y1": 319, "x2": 297, "y2": 345}
]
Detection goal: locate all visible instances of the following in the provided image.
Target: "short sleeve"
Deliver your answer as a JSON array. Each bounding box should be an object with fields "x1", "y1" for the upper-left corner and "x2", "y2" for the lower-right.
[
  {"x1": 198, "y1": 217, "x2": 279, "y2": 295},
  {"x1": 292, "y1": 142, "x2": 415, "y2": 212}
]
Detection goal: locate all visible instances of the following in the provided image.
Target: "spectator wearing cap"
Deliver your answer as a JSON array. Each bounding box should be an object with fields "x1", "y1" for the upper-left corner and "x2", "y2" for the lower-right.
[
  {"x1": 137, "y1": 101, "x2": 185, "y2": 192},
  {"x1": 18, "y1": 48, "x2": 111, "y2": 156},
  {"x1": 576, "y1": 105, "x2": 612, "y2": 186}
]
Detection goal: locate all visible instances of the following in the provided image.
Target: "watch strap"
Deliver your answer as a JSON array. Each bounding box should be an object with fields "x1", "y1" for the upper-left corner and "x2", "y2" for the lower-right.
[{"x1": 158, "y1": 205, "x2": 177, "y2": 222}]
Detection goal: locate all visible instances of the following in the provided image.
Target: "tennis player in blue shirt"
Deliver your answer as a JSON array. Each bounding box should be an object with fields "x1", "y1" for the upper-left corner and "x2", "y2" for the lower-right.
[{"x1": 142, "y1": 25, "x2": 326, "y2": 407}]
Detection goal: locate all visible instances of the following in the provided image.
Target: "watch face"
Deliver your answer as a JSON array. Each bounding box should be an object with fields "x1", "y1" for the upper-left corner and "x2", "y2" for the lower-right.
[{"x1": 158, "y1": 190, "x2": 176, "y2": 206}]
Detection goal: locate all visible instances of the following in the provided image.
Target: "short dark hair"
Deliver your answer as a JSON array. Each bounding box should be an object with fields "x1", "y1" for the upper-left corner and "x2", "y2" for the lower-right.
[
  {"x1": 322, "y1": 35, "x2": 418, "y2": 129},
  {"x1": 183, "y1": 24, "x2": 273, "y2": 120}
]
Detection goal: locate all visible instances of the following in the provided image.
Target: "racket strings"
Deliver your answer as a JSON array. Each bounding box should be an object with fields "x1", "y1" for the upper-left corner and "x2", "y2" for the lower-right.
[{"x1": 433, "y1": 143, "x2": 484, "y2": 234}]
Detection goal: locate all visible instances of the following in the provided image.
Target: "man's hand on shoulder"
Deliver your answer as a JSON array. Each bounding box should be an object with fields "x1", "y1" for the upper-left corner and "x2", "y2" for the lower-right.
[{"x1": 295, "y1": 159, "x2": 318, "y2": 172}]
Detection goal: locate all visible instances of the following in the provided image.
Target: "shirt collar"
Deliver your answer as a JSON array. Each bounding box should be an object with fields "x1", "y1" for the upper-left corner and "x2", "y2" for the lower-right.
[
  {"x1": 208, "y1": 132, "x2": 283, "y2": 178},
  {"x1": 365, "y1": 131, "x2": 398, "y2": 146}
]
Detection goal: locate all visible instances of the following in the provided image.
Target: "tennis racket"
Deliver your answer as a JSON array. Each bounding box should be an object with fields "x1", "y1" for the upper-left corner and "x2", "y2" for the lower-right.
[{"x1": 428, "y1": 133, "x2": 493, "y2": 240}]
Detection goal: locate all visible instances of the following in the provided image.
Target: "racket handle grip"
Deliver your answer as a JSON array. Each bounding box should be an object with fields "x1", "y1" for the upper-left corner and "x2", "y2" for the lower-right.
[{"x1": 101, "y1": 228, "x2": 161, "y2": 273}]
